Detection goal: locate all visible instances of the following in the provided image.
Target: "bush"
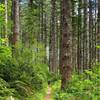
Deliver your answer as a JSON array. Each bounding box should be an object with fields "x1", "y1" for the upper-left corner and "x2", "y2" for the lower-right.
[
  {"x1": 0, "y1": 46, "x2": 49, "y2": 99},
  {"x1": 0, "y1": 77, "x2": 17, "y2": 99},
  {"x1": 53, "y1": 66, "x2": 100, "y2": 100}
]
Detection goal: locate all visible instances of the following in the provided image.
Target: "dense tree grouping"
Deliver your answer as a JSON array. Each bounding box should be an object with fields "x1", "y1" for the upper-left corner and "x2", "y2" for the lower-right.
[{"x1": 0, "y1": 0, "x2": 100, "y2": 99}]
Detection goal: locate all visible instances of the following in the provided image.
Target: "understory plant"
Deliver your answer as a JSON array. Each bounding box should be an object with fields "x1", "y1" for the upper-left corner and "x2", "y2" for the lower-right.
[
  {"x1": 53, "y1": 66, "x2": 100, "y2": 100},
  {"x1": 0, "y1": 46, "x2": 49, "y2": 99}
]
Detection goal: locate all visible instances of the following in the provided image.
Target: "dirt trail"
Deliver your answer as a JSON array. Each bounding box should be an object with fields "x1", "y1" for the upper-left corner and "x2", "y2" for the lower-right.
[{"x1": 44, "y1": 86, "x2": 52, "y2": 100}]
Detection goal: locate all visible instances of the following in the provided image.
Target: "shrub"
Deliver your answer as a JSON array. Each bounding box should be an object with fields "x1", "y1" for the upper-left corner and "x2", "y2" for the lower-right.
[
  {"x1": 53, "y1": 66, "x2": 100, "y2": 100},
  {"x1": 0, "y1": 47, "x2": 49, "y2": 99},
  {"x1": 0, "y1": 77, "x2": 17, "y2": 99}
]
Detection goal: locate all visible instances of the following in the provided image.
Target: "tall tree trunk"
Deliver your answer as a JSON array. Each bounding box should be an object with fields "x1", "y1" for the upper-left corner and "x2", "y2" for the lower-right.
[
  {"x1": 28, "y1": 0, "x2": 33, "y2": 7},
  {"x1": 97, "y1": 0, "x2": 100, "y2": 62},
  {"x1": 92, "y1": 0, "x2": 97, "y2": 66},
  {"x1": 55, "y1": 15, "x2": 60, "y2": 74},
  {"x1": 49, "y1": 0, "x2": 57, "y2": 73},
  {"x1": 89, "y1": 0, "x2": 93, "y2": 68},
  {"x1": 60, "y1": 0, "x2": 72, "y2": 89},
  {"x1": 77, "y1": 0, "x2": 83, "y2": 73},
  {"x1": 12, "y1": 0, "x2": 20, "y2": 54},
  {"x1": 72, "y1": 0, "x2": 77, "y2": 71},
  {"x1": 5, "y1": 0, "x2": 8, "y2": 46},
  {"x1": 93, "y1": 0, "x2": 97, "y2": 65},
  {"x1": 40, "y1": 0, "x2": 44, "y2": 42},
  {"x1": 44, "y1": 12, "x2": 48, "y2": 63},
  {"x1": 83, "y1": 0, "x2": 89, "y2": 70}
]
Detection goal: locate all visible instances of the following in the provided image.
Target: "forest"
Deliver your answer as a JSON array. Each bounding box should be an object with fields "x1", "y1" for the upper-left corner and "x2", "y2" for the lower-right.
[{"x1": 0, "y1": 0, "x2": 100, "y2": 100}]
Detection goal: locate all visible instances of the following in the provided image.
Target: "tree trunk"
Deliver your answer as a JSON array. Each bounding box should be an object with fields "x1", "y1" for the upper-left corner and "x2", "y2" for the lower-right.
[
  {"x1": 89, "y1": 0, "x2": 93, "y2": 68},
  {"x1": 12, "y1": 0, "x2": 20, "y2": 54},
  {"x1": 77, "y1": 0, "x2": 83, "y2": 73},
  {"x1": 5, "y1": 0, "x2": 8, "y2": 46},
  {"x1": 28, "y1": 0, "x2": 33, "y2": 7},
  {"x1": 97, "y1": 0, "x2": 100, "y2": 62},
  {"x1": 60, "y1": 0, "x2": 72, "y2": 90},
  {"x1": 83, "y1": 0, "x2": 89, "y2": 70},
  {"x1": 49, "y1": 0, "x2": 57, "y2": 73},
  {"x1": 72, "y1": 0, "x2": 77, "y2": 71}
]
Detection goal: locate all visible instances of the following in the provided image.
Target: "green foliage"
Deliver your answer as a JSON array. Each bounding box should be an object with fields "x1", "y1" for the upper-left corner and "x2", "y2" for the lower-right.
[
  {"x1": 26, "y1": 92, "x2": 45, "y2": 100},
  {"x1": 0, "y1": 46, "x2": 11, "y2": 60},
  {"x1": 21, "y1": 6, "x2": 40, "y2": 36},
  {"x1": 0, "y1": 78, "x2": 14, "y2": 96},
  {"x1": 0, "y1": 46, "x2": 49, "y2": 99},
  {"x1": 0, "y1": 1, "x2": 12, "y2": 37},
  {"x1": 26, "y1": 83, "x2": 48, "y2": 100},
  {"x1": 96, "y1": 45, "x2": 100, "y2": 49},
  {"x1": 0, "y1": 4, "x2": 5, "y2": 12},
  {"x1": 0, "y1": 3, "x2": 5, "y2": 29},
  {"x1": 52, "y1": 66, "x2": 100, "y2": 100}
]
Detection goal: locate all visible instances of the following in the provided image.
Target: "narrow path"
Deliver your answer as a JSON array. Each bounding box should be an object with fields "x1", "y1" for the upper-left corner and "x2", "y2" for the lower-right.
[{"x1": 44, "y1": 86, "x2": 52, "y2": 100}]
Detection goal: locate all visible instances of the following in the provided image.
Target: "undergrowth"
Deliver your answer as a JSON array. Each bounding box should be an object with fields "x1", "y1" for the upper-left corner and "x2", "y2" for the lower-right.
[{"x1": 52, "y1": 66, "x2": 100, "y2": 100}]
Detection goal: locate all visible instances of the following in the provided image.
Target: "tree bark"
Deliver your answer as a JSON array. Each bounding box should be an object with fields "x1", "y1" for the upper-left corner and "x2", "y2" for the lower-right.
[
  {"x1": 5, "y1": 0, "x2": 8, "y2": 42},
  {"x1": 72, "y1": 0, "x2": 77, "y2": 71},
  {"x1": 77, "y1": 0, "x2": 83, "y2": 73},
  {"x1": 60, "y1": 0, "x2": 72, "y2": 89},
  {"x1": 12, "y1": 0, "x2": 20, "y2": 54},
  {"x1": 49, "y1": 0, "x2": 58, "y2": 73},
  {"x1": 28, "y1": 0, "x2": 33, "y2": 7},
  {"x1": 97, "y1": 0, "x2": 100, "y2": 62},
  {"x1": 89, "y1": 0, "x2": 93, "y2": 68},
  {"x1": 83, "y1": 0, "x2": 89, "y2": 70}
]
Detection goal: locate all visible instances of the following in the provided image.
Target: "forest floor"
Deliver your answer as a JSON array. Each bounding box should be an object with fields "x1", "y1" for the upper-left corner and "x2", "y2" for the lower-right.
[{"x1": 44, "y1": 86, "x2": 52, "y2": 100}]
